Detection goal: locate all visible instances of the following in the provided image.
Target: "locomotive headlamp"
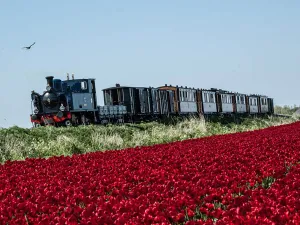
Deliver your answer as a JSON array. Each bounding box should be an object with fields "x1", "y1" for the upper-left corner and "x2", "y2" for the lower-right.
[
  {"x1": 34, "y1": 107, "x2": 39, "y2": 114},
  {"x1": 59, "y1": 104, "x2": 65, "y2": 111}
]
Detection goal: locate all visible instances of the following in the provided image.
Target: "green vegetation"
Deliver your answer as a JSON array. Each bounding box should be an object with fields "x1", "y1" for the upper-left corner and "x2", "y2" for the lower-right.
[
  {"x1": 0, "y1": 115, "x2": 299, "y2": 164},
  {"x1": 274, "y1": 104, "x2": 300, "y2": 115}
]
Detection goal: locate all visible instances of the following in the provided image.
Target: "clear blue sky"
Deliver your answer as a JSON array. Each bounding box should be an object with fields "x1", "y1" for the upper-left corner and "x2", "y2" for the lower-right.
[{"x1": 0, "y1": 1, "x2": 299, "y2": 128}]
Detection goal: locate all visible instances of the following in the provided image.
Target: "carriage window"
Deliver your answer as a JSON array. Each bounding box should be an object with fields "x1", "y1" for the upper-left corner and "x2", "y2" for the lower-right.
[
  {"x1": 227, "y1": 95, "x2": 232, "y2": 104},
  {"x1": 81, "y1": 81, "x2": 87, "y2": 90},
  {"x1": 241, "y1": 96, "x2": 244, "y2": 104},
  {"x1": 209, "y1": 93, "x2": 214, "y2": 103}
]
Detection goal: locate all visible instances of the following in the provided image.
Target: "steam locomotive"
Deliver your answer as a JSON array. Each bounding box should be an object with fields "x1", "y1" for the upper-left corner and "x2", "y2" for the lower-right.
[{"x1": 30, "y1": 74, "x2": 274, "y2": 127}]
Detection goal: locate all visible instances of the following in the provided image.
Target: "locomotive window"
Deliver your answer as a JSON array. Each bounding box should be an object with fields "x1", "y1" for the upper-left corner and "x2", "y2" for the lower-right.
[{"x1": 81, "y1": 81, "x2": 87, "y2": 90}]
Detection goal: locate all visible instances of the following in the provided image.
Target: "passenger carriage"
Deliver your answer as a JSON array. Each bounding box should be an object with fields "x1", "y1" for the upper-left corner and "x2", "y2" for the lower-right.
[
  {"x1": 216, "y1": 89, "x2": 235, "y2": 114},
  {"x1": 259, "y1": 95, "x2": 269, "y2": 114},
  {"x1": 200, "y1": 89, "x2": 218, "y2": 114},
  {"x1": 235, "y1": 93, "x2": 247, "y2": 114},
  {"x1": 247, "y1": 95, "x2": 259, "y2": 114}
]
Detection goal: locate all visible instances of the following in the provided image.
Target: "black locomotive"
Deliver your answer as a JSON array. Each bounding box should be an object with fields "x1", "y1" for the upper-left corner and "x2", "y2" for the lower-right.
[{"x1": 30, "y1": 74, "x2": 274, "y2": 127}]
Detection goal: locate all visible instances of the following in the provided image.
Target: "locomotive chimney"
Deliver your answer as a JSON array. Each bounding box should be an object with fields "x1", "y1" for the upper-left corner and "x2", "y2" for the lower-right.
[
  {"x1": 67, "y1": 73, "x2": 69, "y2": 80},
  {"x1": 116, "y1": 83, "x2": 120, "y2": 87},
  {"x1": 72, "y1": 74, "x2": 74, "y2": 80},
  {"x1": 45, "y1": 76, "x2": 54, "y2": 88}
]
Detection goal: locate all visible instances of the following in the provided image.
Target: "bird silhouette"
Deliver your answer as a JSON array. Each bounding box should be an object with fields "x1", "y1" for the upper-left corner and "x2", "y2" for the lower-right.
[{"x1": 22, "y1": 42, "x2": 36, "y2": 50}]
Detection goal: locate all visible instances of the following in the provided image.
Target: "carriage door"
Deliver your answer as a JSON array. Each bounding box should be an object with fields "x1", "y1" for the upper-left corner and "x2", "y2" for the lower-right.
[
  {"x1": 232, "y1": 95, "x2": 236, "y2": 113},
  {"x1": 168, "y1": 91, "x2": 175, "y2": 113},
  {"x1": 217, "y1": 93, "x2": 222, "y2": 113}
]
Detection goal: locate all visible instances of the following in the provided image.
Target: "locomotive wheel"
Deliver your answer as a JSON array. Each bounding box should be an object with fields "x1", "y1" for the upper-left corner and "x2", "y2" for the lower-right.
[
  {"x1": 34, "y1": 123, "x2": 41, "y2": 128},
  {"x1": 65, "y1": 120, "x2": 72, "y2": 127}
]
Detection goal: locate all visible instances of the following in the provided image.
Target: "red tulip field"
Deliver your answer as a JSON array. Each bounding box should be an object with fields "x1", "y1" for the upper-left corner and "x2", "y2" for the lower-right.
[{"x1": 1, "y1": 121, "x2": 300, "y2": 224}]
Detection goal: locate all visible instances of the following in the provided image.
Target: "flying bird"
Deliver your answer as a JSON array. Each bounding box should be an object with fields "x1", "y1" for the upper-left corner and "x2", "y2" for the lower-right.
[{"x1": 22, "y1": 42, "x2": 36, "y2": 50}]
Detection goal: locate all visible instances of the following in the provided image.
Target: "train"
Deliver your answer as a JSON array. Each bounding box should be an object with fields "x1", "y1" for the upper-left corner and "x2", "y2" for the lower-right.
[{"x1": 30, "y1": 74, "x2": 274, "y2": 127}]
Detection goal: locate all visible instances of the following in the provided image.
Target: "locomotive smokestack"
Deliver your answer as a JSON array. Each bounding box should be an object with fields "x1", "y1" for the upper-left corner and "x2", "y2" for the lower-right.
[
  {"x1": 67, "y1": 73, "x2": 69, "y2": 80},
  {"x1": 45, "y1": 76, "x2": 54, "y2": 88},
  {"x1": 72, "y1": 74, "x2": 74, "y2": 80}
]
